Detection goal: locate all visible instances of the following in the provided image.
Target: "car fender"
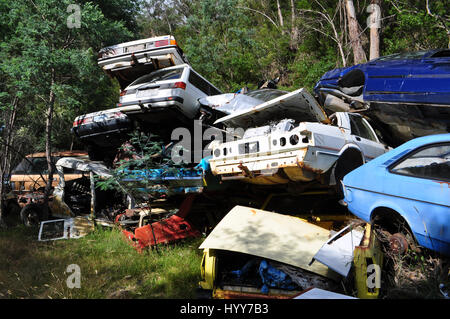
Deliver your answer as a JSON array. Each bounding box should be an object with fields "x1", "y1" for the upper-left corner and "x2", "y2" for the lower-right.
[{"x1": 368, "y1": 200, "x2": 425, "y2": 241}]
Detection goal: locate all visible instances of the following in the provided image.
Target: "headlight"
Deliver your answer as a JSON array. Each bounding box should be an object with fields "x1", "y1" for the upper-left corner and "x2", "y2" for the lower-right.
[
  {"x1": 289, "y1": 134, "x2": 299, "y2": 145},
  {"x1": 214, "y1": 148, "x2": 221, "y2": 157}
]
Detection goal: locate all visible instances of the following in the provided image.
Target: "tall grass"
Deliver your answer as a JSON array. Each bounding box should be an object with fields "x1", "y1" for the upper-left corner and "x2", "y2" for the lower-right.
[{"x1": 0, "y1": 225, "x2": 204, "y2": 299}]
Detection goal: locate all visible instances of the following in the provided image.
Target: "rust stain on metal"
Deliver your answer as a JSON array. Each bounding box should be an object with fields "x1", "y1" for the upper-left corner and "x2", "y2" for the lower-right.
[
  {"x1": 296, "y1": 161, "x2": 324, "y2": 174},
  {"x1": 238, "y1": 163, "x2": 254, "y2": 178},
  {"x1": 435, "y1": 181, "x2": 450, "y2": 188}
]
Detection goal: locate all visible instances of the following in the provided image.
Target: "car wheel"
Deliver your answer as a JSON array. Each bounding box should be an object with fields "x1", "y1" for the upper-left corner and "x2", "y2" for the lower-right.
[
  {"x1": 6, "y1": 200, "x2": 21, "y2": 217},
  {"x1": 372, "y1": 209, "x2": 419, "y2": 256},
  {"x1": 20, "y1": 204, "x2": 44, "y2": 227}
]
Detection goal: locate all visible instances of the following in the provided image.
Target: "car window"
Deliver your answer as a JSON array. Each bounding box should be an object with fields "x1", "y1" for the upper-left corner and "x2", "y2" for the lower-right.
[
  {"x1": 245, "y1": 89, "x2": 288, "y2": 102},
  {"x1": 129, "y1": 67, "x2": 184, "y2": 86},
  {"x1": 349, "y1": 115, "x2": 377, "y2": 142},
  {"x1": 188, "y1": 70, "x2": 221, "y2": 96},
  {"x1": 390, "y1": 143, "x2": 450, "y2": 181},
  {"x1": 375, "y1": 51, "x2": 428, "y2": 61},
  {"x1": 12, "y1": 156, "x2": 85, "y2": 175},
  {"x1": 12, "y1": 157, "x2": 56, "y2": 174}
]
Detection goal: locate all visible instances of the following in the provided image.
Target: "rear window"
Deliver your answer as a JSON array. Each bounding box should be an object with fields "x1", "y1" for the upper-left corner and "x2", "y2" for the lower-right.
[{"x1": 129, "y1": 67, "x2": 184, "y2": 86}]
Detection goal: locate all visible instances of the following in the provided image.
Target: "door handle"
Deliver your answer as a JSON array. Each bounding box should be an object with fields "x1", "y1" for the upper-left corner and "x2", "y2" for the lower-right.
[{"x1": 355, "y1": 137, "x2": 361, "y2": 141}]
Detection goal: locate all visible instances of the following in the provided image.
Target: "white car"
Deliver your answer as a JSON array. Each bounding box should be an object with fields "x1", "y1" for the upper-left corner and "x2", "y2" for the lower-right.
[
  {"x1": 98, "y1": 35, "x2": 188, "y2": 90},
  {"x1": 208, "y1": 88, "x2": 390, "y2": 188},
  {"x1": 117, "y1": 64, "x2": 222, "y2": 129}
]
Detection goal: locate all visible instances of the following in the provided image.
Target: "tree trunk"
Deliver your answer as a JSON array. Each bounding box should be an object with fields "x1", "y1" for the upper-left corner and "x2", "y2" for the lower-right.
[
  {"x1": 345, "y1": 0, "x2": 367, "y2": 64},
  {"x1": 44, "y1": 68, "x2": 56, "y2": 217},
  {"x1": 0, "y1": 96, "x2": 19, "y2": 228},
  {"x1": 369, "y1": 0, "x2": 381, "y2": 60},
  {"x1": 277, "y1": 0, "x2": 285, "y2": 34},
  {"x1": 289, "y1": 0, "x2": 299, "y2": 51}
]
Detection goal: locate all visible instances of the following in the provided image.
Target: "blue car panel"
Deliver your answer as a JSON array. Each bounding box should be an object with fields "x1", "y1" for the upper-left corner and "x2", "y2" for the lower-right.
[
  {"x1": 343, "y1": 133, "x2": 450, "y2": 256},
  {"x1": 316, "y1": 49, "x2": 450, "y2": 106}
]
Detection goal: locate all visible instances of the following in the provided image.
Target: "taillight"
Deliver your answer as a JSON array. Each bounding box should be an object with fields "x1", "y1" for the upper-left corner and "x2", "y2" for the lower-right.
[
  {"x1": 169, "y1": 39, "x2": 177, "y2": 46},
  {"x1": 155, "y1": 39, "x2": 169, "y2": 47},
  {"x1": 173, "y1": 82, "x2": 186, "y2": 90},
  {"x1": 113, "y1": 112, "x2": 126, "y2": 119},
  {"x1": 120, "y1": 90, "x2": 127, "y2": 96},
  {"x1": 73, "y1": 117, "x2": 93, "y2": 127}
]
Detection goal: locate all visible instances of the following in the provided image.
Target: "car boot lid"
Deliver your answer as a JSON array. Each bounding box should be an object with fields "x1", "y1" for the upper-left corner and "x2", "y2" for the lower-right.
[
  {"x1": 213, "y1": 88, "x2": 329, "y2": 129},
  {"x1": 98, "y1": 35, "x2": 188, "y2": 89}
]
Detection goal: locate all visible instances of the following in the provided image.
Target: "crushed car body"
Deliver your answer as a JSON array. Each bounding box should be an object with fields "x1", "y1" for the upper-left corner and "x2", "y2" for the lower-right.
[
  {"x1": 207, "y1": 88, "x2": 389, "y2": 186},
  {"x1": 198, "y1": 205, "x2": 375, "y2": 299},
  {"x1": 9, "y1": 151, "x2": 88, "y2": 193},
  {"x1": 314, "y1": 49, "x2": 450, "y2": 146},
  {"x1": 72, "y1": 109, "x2": 134, "y2": 163},
  {"x1": 342, "y1": 133, "x2": 450, "y2": 256}
]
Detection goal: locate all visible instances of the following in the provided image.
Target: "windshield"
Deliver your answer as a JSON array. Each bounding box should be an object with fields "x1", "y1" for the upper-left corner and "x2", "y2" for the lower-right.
[
  {"x1": 245, "y1": 89, "x2": 289, "y2": 102},
  {"x1": 129, "y1": 67, "x2": 184, "y2": 87}
]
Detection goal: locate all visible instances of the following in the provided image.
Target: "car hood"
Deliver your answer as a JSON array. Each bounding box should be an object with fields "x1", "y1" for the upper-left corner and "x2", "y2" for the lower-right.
[
  {"x1": 199, "y1": 205, "x2": 340, "y2": 279},
  {"x1": 211, "y1": 88, "x2": 329, "y2": 129}
]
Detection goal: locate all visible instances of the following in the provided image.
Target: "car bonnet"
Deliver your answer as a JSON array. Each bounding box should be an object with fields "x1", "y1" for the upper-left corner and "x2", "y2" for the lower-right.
[{"x1": 213, "y1": 88, "x2": 330, "y2": 129}]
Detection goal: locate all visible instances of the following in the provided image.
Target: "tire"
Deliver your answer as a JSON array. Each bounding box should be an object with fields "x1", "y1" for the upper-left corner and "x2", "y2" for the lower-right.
[
  {"x1": 5, "y1": 200, "x2": 21, "y2": 218},
  {"x1": 20, "y1": 204, "x2": 44, "y2": 227}
]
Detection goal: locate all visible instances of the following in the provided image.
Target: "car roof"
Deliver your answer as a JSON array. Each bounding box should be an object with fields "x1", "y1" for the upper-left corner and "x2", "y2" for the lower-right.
[
  {"x1": 395, "y1": 133, "x2": 450, "y2": 150},
  {"x1": 25, "y1": 151, "x2": 88, "y2": 158}
]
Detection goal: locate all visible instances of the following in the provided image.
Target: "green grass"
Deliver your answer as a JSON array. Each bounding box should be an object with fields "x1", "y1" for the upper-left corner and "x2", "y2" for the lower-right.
[{"x1": 0, "y1": 224, "x2": 205, "y2": 299}]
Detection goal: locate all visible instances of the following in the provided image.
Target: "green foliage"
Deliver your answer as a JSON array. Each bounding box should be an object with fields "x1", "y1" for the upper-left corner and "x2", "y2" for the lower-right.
[
  {"x1": 96, "y1": 132, "x2": 185, "y2": 203},
  {"x1": 0, "y1": 225, "x2": 204, "y2": 298},
  {"x1": 0, "y1": 0, "x2": 137, "y2": 157},
  {"x1": 383, "y1": 0, "x2": 449, "y2": 54}
]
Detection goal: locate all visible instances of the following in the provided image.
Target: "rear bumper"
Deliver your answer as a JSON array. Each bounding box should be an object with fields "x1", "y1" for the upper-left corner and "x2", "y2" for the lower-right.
[{"x1": 118, "y1": 96, "x2": 184, "y2": 108}]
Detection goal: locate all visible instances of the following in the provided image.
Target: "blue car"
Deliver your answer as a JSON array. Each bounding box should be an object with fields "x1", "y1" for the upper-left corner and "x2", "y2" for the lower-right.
[
  {"x1": 342, "y1": 133, "x2": 450, "y2": 256},
  {"x1": 314, "y1": 50, "x2": 450, "y2": 146}
]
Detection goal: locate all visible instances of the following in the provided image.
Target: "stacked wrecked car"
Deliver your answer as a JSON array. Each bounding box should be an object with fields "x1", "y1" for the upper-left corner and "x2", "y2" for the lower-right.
[{"x1": 7, "y1": 35, "x2": 450, "y2": 299}]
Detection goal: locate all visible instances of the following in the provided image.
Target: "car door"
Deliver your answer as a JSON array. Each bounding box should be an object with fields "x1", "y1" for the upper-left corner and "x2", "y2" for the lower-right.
[
  {"x1": 384, "y1": 142, "x2": 450, "y2": 254},
  {"x1": 348, "y1": 113, "x2": 386, "y2": 161}
]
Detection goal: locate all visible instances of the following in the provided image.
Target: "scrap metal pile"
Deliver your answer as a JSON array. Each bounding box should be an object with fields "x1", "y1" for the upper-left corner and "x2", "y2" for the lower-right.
[{"x1": 6, "y1": 36, "x2": 449, "y2": 299}]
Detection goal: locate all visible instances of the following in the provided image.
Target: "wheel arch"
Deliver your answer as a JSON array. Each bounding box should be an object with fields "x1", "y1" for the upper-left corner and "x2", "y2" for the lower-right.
[{"x1": 370, "y1": 206, "x2": 415, "y2": 237}]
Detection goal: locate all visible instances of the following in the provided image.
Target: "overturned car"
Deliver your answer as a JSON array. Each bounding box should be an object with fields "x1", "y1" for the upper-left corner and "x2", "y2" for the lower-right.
[
  {"x1": 314, "y1": 49, "x2": 450, "y2": 146},
  {"x1": 207, "y1": 88, "x2": 389, "y2": 190}
]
